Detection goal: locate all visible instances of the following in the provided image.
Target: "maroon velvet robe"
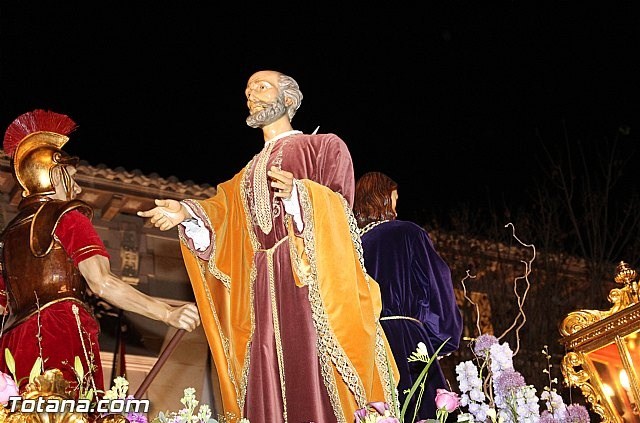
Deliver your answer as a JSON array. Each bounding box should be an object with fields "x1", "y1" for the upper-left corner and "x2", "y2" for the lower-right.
[{"x1": 179, "y1": 132, "x2": 397, "y2": 423}]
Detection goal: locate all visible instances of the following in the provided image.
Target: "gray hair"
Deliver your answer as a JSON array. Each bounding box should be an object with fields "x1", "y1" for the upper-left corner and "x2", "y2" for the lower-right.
[{"x1": 278, "y1": 73, "x2": 303, "y2": 121}]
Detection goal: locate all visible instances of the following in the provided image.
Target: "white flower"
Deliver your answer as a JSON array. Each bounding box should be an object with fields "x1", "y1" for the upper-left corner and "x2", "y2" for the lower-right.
[
  {"x1": 489, "y1": 343, "x2": 514, "y2": 373},
  {"x1": 458, "y1": 412, "x2": 475, "y2": 423},
  {"x1": 416, "y1": 342, "x2": 429, "y2": 356},
  {"x1": 103, "y1": 376, "x2": 129, "y2": 400},
  {"x1": 408, "y1": 342, "x2": 432, "y2": 363},
  {"x1": 152, "y1": 387, "x2": 216, "y2": 423},
  {"x1": 540, "y1": 390, "x2": 568, "y2": 419},
  {"x1": 197, "y1": 404, "x2": 212, "y2": 422}
]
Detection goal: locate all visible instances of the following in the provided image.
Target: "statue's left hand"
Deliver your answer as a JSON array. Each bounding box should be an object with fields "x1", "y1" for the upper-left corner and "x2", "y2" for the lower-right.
[{"x1": 268, "y1": 166, "x2": 295, "y2": 200}]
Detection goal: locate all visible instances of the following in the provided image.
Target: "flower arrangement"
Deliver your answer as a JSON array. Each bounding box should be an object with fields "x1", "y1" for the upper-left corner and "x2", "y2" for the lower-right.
[
  {"x1": 454, "y1": 335, "x2": 590, "y2": 423},
  {"x1": 102, "y1": 376, "x2": 149, "y2": 423},
  {"x1": 452, "y1": 224, "x2": 590, "y2": 423},
  {"x1": 354, "y1": 341, "x2": 458, "y2": 423},
  {"x1": 152, "y1": 386, "x2": 218, "y2": 423},
  {"x1": 353, "y1": 224, "x2": 592, "y2": 423},
  {"x1": 101, "y1": 376, "x2": 250, "y2": 423}
]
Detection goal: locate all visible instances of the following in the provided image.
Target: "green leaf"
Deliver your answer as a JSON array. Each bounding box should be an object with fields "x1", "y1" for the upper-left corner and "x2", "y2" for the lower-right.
[
  {"x1": 29, "y1": 357, "x2": 43, "y2": 383},
  {"x1": 74, "y1": 356, "x2": 85, "y2": 381},
  {"x1": 400, "y1": 338, "x2": 450, "y2": 423},
  {"x1": 4, "y1": 348, "x2": 16, "y2": 375}
]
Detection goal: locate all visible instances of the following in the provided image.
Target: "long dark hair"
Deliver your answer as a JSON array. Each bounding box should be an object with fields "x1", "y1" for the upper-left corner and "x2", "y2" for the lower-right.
[{"x1": 353, "y1": 171, "x2": 398, "y2": 228}]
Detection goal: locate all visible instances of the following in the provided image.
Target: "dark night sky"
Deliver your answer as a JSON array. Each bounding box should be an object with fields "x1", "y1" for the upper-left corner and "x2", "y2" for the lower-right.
[{"x1": 1, "y1": 4, "x2": 639, "y2": 222}]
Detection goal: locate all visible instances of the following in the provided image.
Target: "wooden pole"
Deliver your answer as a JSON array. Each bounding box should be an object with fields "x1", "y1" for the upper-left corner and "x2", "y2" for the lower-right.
[{"x1": 133, "y1": 329, "x2": 186, "y2": 399}]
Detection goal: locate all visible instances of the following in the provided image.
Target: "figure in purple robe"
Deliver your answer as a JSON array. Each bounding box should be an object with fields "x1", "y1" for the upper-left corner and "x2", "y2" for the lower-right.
[{"x1": 354, "y1": 171, "x2": 463, "y2": 420}]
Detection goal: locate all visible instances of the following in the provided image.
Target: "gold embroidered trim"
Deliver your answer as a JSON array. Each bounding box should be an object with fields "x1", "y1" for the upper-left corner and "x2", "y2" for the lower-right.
[
  {"x1": 68, "y1": 244, "x2": 106, "y2": 261},
  {"x1": 342, "y1": 197, "x2": 399, "y2": 411},
  {"x1": 270, "y1": 138, "x2": 287, "y2": 222},
  {"x1": 239, "y1": 263, "x2": 256, "y2": 413},
  {"x1": 241, "y1": 163, "x2": 261, "y2": 251},
  {"x1": 266, "y1": 239, "x2": 288, "y2": 422},
  {"x1": 342, "y1": 195, "x2": 399, "y2": 406},
  {"x1": 288, "y1": 183, "x2": 313, "y2": 286},
  {"x1": 194, "y1": 257, "x2": 240, "y2": 405},
  {"x1": 181, "y1": 199, "x2": 232, "y2": 289},
  {"x1": 239, "y1": 168, "x2": 258, "y2": 413},
  {"x1": 253, "y1": 139, "x2": 275, "y2": 234},
  {"x1": 341, "y1": 197, "x2": 368, "y2": 278},
  {"x1": 179, "y1": 190, "x2": 255, "y2": 415},
  {"x1": 297, "y1": 182, "x2": 366, "y2": 420},
  {"x1": 343, "y1": 202, "x2": 398, "y2": 408},
  {"x1": 257, "y1": 235, "x2": 289, "y2": 252},
  {"x1": 375, "y1": 324, "x2": 397, "y2": 410},
  {"x1": 358, "y1": 219, "x2": 390, "y2": 236}
]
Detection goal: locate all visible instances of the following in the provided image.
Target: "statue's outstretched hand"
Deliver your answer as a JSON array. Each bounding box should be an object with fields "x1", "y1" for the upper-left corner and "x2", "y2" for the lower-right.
[
  {"x1": 166, "y1": 303, "x2": 201, "y2": 332},
  {"x1": 137, "y1": 199, "x2": 187, "y2": 231}
]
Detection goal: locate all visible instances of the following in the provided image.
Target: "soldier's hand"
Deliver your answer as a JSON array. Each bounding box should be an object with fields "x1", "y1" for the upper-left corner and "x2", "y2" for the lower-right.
[{"x1": 166, "y1": 303, "x2": 200, "y2": 331}]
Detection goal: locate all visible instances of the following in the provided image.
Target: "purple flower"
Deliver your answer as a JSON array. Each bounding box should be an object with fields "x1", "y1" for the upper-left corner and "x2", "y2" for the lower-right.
[
  {"x1": 126, "y1": 412, "x2": 149, "y2": 423},
  {"x1": 473, "y1": 334, "x2": 498, "y2": 358},
  {"x1": 493, "y1": 369, "x2": 525, "y2": 395},
  {"x1": 539, "y1": 410, "x2": 559, "y2": 423},
  {"x1": 565, "y1": 404, "x2": 590, "y2": 423}
]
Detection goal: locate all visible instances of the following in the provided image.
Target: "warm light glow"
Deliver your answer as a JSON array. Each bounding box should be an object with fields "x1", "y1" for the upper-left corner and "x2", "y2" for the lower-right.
[
  {"x1": 603, "y1": 383, "x2": 616, "y2": 398},
  {"x1": 620, "y1": 369, "x2": 630, "y2": 391},
  {"x1": 627, "y1": 332, "x2": 638, "y2": 351},
  {"x1": 619, "y1": 369, "x2": 637, "y2": 406}
]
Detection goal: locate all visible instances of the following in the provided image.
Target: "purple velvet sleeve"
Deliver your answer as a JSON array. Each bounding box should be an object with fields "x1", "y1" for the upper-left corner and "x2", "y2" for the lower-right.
[{"x1": 412, "y1": 229, "x2": 463, "y2": 354}]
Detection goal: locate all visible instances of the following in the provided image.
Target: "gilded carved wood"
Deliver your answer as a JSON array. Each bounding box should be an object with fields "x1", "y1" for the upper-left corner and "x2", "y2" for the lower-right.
[{"x1": 560, "y1": 262, "x2": 640, "y2": 423}]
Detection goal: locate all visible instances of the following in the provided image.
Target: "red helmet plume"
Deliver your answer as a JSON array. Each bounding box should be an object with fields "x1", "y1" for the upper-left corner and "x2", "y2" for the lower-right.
[{"x1": 3, "y1": 109, "x2": 77, "y2": 158}]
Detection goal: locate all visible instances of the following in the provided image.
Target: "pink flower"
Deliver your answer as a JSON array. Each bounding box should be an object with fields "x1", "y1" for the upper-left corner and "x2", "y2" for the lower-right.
[
  {"x1": 0, "y1": 371, "x2": 19, "y2": 405},
  {"x1": 368, "y1": 401, "x2": 389, "y2": 415},
  {"x1": 354, "y1": 407, "x2": 368, "y2": 420},
  {"x1": 435, "y1": 388, "x2": 460, "y2": 412},
  {"x1": 354, "y1": 402, "x2": 398, "y2": 422}
]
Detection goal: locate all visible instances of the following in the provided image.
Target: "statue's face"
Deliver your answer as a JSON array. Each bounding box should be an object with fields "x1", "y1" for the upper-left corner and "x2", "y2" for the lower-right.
[
  {"x1": 51, "y1": 165, "x2": 81, "y2": 201},
  {"x1": 245, "y1": 71, "x2": 280, "y2": 114},
  {"x1": 245, "y1": 71, "x2": 287, "y2": 128}
]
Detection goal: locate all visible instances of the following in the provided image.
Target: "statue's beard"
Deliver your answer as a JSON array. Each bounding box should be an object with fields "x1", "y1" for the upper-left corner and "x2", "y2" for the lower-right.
[{"x1": 246, "y1": 97, "x2": 287, "y2": 128}]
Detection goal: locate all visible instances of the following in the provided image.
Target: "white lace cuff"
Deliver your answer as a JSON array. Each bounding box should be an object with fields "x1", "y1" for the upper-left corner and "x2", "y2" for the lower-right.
[
  {"x1": 282, "y1": 183, "x2": 303, "y2": 232},
  {"x1": 180, "y1": 202, "x2": 211, "y2": 251}
]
